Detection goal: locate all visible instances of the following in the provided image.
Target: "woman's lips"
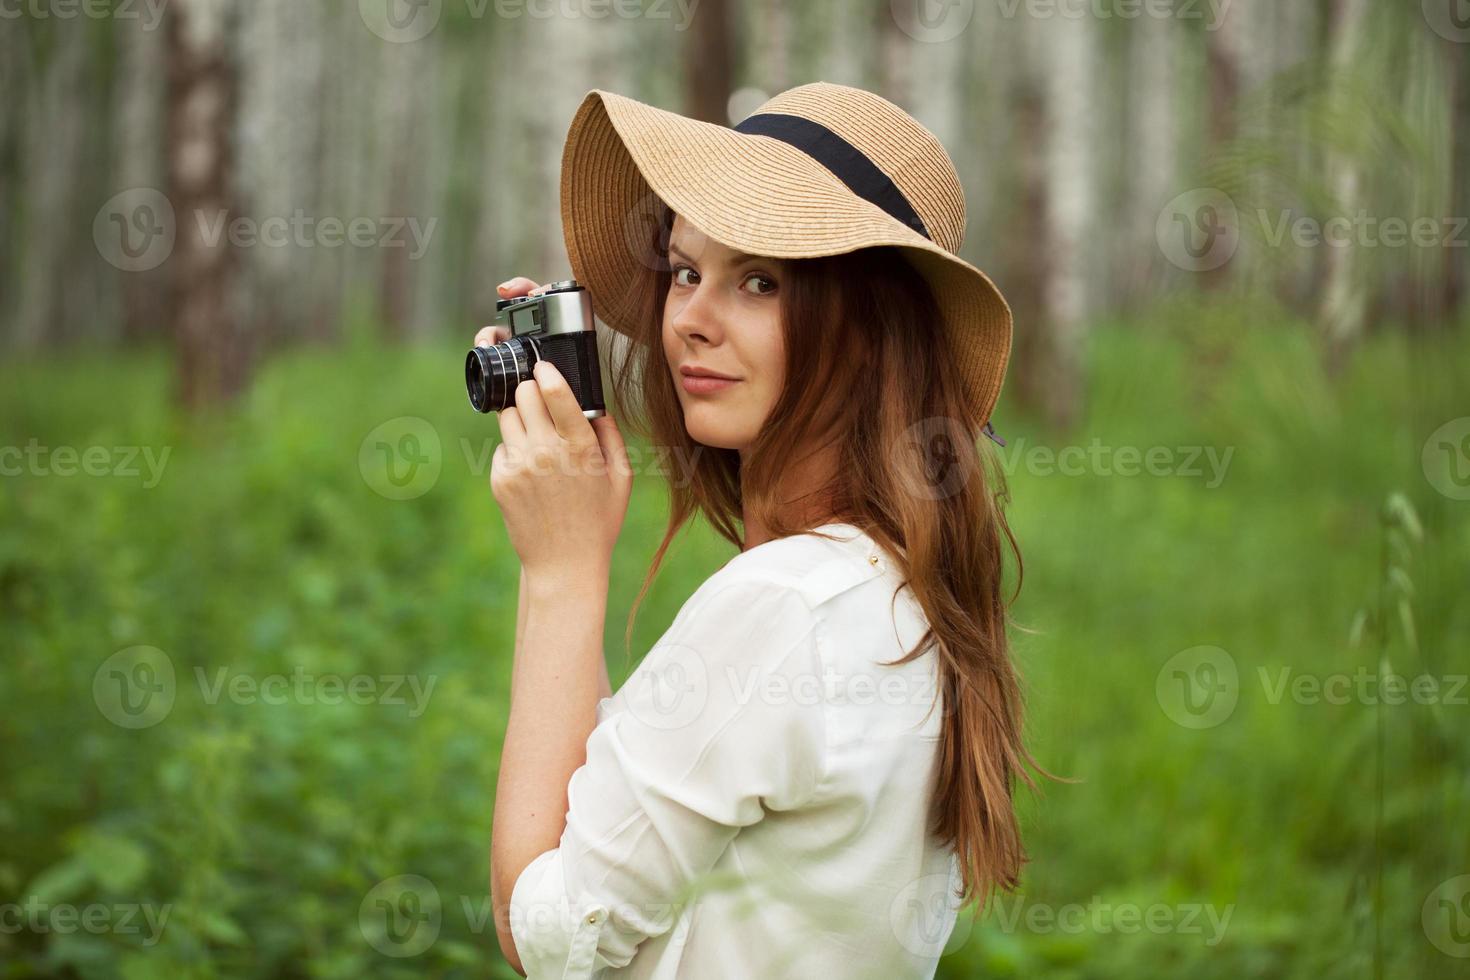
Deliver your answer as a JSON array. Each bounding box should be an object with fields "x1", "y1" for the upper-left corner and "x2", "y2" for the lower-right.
[{"x1": 681, "y1": 375, "x2": 740, "y2": 395}]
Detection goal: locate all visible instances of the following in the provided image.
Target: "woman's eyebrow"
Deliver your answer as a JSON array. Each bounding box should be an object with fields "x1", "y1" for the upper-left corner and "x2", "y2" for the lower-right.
[{"x1": 668, "y1": 242, "x2": 761, "y2": 266}]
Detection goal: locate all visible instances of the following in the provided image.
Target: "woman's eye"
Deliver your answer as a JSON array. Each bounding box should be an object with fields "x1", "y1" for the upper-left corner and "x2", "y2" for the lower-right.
[
  {"x1": 742, "y1": 273, "x2": 777, "y2": 295},
  {"x1": 672, "y1": 265, "x2": 698, "y2": 287}
]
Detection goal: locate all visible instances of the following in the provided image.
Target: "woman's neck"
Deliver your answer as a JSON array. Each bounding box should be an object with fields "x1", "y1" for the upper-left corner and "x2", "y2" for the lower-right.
[{"x1": 739, "y1": 441, "x2": 841, "y2": 552}]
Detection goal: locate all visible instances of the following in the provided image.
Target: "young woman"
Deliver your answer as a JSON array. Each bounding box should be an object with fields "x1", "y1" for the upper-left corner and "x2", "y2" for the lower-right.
[{"x1": 486, "y1": 82, "x2": 1042, "y2": 978}]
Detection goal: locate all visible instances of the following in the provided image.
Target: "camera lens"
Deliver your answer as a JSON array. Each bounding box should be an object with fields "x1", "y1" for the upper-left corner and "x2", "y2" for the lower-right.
[
  {"x1": 465, "y1": 339, "x2": 537, "y2": 413},
  {"x1": 466, "y1": 352, "x2": 487, "y2": 411}
]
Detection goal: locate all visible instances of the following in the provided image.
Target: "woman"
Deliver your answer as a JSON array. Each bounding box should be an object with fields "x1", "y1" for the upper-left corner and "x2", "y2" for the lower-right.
[{"x1": 485, "y1": 82, "x2": 1042, "y2": 979}]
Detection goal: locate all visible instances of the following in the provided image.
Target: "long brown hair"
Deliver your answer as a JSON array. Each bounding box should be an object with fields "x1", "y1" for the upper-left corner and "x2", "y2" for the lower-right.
[{"x1": 608, "y1": 203, "x2": 1044, "y2": 907}]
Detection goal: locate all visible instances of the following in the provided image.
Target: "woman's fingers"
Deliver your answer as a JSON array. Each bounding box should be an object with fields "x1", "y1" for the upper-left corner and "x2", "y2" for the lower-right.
[
  {"x1": 497, "y1": 276, "x2": 542, "y2": 299},
  {"x1": 512, "y1": 369, "x2": 555, "y2": 441},
  {"x1": 477, "y1": 276, "x2": 541, "y2": 346},
  {"x1": 474, "y1": 325, "x2": 510, "y2": 348},
  {"x1": 532, "y1": 362, "x2": 597, "y2": 446},
  {"x1": 590, "y1": 415, "x2": 634, "y2": 484},
  {"x1": 498, "y1": 405, "x2": 525, "y2": 446}
]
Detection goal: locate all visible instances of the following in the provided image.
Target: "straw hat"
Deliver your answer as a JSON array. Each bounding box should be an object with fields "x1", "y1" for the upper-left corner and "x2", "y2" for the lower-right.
[{"x1": 558, "y1": 81, "x2": 1013, "y2": 433}]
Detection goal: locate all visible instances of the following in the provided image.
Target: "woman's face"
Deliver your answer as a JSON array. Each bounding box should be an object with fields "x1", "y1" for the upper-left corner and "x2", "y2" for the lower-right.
[{"x1": 661, "y1": 215, "x2": 785, "y2": 452}]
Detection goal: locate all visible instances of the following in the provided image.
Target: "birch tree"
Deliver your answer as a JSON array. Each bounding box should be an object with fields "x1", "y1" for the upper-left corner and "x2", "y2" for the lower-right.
[
  {"x1": 1316, "y1": 0, "x2": 1369, "y2": 372},
  {"x1": 1125, "y1": 12, "x2": 1180, "y2": 303},
  {"x1": 166, "y1": 0, "x2": 246, "y2": 408},
  {"x1": 1011, "y1": 10, "x2": 1096, "y2": 430}
]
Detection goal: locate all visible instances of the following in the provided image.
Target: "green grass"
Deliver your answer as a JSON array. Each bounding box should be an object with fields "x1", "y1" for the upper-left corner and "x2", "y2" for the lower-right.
[{"x1": 1, "y1": 301, "x2": 1466, "y2": 979}]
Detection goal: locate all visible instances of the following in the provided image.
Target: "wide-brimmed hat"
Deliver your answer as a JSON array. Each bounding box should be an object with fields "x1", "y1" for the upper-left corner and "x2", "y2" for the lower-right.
[{"x1": 558, "y1": 81, "x2": 1013, "y2": 432}]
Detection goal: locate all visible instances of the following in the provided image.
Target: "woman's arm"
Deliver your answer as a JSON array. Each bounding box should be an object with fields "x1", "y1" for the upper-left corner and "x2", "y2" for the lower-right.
[
  {"x1": 509, "y1": 565, "x2": 612, "y2": 701},
  {"x1": 498, "y1": 578, "x2": 829, "y2": 978},
  {"x1": 481, "y1": 275, "x2": 630, "y2": 974},
  {"x1": 487, "y1": 284, "x2": 611, "y2": 709},
  {"x1": 492, "y1": 566, "x2": 612, "y2": 976}
]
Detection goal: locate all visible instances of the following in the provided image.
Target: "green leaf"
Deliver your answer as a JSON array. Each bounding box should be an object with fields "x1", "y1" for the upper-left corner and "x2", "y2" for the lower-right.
[
  {"x1": 976, "y1": 925, "x2": 1028, "y2": 973},
  {"x1": 198, "y1": 910, "x2": 250, "y2": 947},
  {"x1": 79, "y1": 832, "x2": 150, "y2": 893},
  {"x1": 119, "y1": 948, "x2": 182, "y2": 980},
  {"x1": 1397, "y1": 598, "x2": 1418, "y2": 654},
  {"x1": 438, "y1": 939, "x2": 486, "y2": 964},
  {"x1": 1386, "y1": 567, "x2": 1414, "y2": 598},
  {"x1": 1384, "y1": 493, "x2": 1423, "y2": 542},
  {"x1": 1387, "y1": 531, "x2": 1413, "y2": 570},
  {"x1": 1347, "y1": 608, "x2": 1369, "y2": 649},
  {"x1": 24, "y1": 855, "x2": 92, "y2": 905},
  {"x1": 43, "y1": 931, "x2": 115, "y2": 972}
]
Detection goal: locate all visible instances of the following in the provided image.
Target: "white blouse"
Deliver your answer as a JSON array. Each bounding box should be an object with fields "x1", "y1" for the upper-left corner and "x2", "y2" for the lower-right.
[{"x1": 507, "y1": 522, "x2": 964, "y2": 979}]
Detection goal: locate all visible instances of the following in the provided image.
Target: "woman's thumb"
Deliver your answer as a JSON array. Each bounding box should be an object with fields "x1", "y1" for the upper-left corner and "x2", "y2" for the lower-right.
[{"x1": 591, "y1": 415, "x2": 633, "y2": 482}]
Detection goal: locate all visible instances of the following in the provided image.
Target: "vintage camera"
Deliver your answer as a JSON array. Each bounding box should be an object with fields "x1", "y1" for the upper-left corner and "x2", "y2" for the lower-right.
[{"x1": 465, "y1": 279, "x2": 605, "y2": 417}]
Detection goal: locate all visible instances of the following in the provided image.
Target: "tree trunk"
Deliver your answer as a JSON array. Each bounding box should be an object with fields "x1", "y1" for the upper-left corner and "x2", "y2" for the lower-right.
[
  {"x1": 376, "y1": 26, "x2": 432, "y2": 340},
  {"x1": 237, "y1": 0, "x2": 327, "y2": 349},
  {"x1": 1317, "y1": 0, "x2": 1369, "y2": 373},
  {"x1": 14, "y1": 23, "x2": 86, "y2": 349},
  {"x1": 684, "y1": 0, "x2": 734, "y2": 123},
  {"x1": 874, "y1": 0, "x2": 911, "y2": 108},
  {"x1": 536, "y1": 12, "x2": 620, "y2": 280},
  {"x1": 1006, "y1": 79, "x2": 1049, "y2": 423},
  {"x1": 819, "y1": 0, "x2": 871, "y2": 89},
  {"x1": 1007, "y1": 6, "x2": 1094, "y2": 432},
  {"x1": 1201, "y1": 1, "x2": 1249, "y2": 293},
  {"x1": 1270, "y1": 0, "x2": 1322, "y2": 318},
  {"x1": 1126, "y1": 12, "x2": 1178, "y2": 304},
  {"x1": 753, "y1": 0, "x2": 791, "y2": 94},
  {"x1": 166, "y1": 0, "x2": 246, "y2": 409},
  {"x1": 115, "y1": 17, "x2": 168, "y2": 346},
  {"x1": 1443, "y1": 36, "x2": 1469, "y2": 324},
  {"x1": 1036, "y1": 12, "x2": 1094, "y2": 431},
  {"x1": 906, "y1": 7, "x2": 965, "y2": 154},
  {"x1": 1205, "y1": 10, "x2": 1240, "y2": 149}
]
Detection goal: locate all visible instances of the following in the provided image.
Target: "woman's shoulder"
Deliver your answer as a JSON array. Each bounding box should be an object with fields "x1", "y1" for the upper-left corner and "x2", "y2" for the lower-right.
[{"x1": 698, "y1": 522, "x2": 890, "y2": 613}]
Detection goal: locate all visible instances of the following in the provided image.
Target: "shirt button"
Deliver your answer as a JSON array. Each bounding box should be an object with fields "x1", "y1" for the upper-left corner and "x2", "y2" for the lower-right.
[{"x1": 868, "y1": 554, "x2": 881, "y2": 566}]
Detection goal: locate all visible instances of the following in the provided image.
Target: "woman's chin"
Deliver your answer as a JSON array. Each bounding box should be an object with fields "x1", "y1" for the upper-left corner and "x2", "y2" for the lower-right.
[{"x1": 683, "y1": 412, "x2": 751, "y2": 452}]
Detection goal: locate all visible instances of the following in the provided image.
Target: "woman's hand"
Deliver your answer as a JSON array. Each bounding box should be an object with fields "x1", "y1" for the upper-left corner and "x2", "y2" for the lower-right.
[{"x1": 482, "y1": 277, "x2": 633, "y2": 586}]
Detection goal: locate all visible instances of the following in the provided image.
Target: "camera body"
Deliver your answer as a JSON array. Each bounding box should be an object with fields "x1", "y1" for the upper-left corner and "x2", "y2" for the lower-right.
[{"x1": 465, "y1": 279, "x2": 605, "y2": 417}]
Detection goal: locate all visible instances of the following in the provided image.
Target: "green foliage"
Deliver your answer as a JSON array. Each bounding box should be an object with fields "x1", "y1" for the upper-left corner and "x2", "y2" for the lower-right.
[{"x1": 0, "y1": 313, "x2": 1466, "y2": 978}]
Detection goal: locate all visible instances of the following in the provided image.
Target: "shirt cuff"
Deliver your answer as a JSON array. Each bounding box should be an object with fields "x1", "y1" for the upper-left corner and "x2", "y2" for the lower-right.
[{"x1": 508, "y1": 847, "x2": 610, "y2": 979}]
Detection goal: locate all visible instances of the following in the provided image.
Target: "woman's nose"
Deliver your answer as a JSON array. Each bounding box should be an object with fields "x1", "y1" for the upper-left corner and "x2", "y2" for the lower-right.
[
  {"x1": 670, "y1": 287, "x2": 723, "y2": 346},
  {"x1": 677, "y1": 323, "x2": 714, "y2": 345}
]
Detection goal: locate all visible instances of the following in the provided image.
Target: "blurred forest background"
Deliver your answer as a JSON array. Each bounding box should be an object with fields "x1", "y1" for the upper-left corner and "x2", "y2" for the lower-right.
[{"x1": 2, "y1": 0, "x2": 1468, "y2": 978}]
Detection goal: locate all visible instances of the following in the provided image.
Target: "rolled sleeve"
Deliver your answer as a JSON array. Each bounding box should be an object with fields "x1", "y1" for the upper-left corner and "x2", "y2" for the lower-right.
[
  {"x1": 506, "y1": 578, "x2": 827, "y2": 978},
  {"x1": 508, "y1": 847, "x2": 609, "y2": 979}
]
